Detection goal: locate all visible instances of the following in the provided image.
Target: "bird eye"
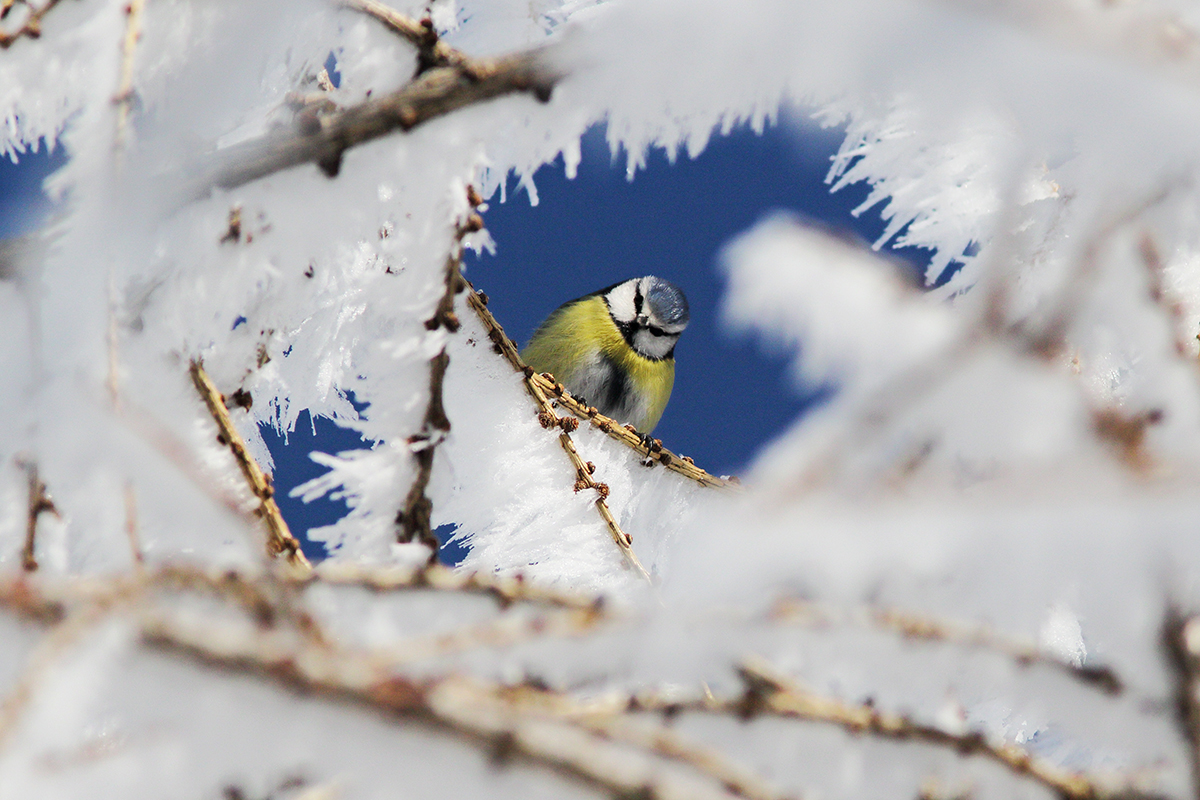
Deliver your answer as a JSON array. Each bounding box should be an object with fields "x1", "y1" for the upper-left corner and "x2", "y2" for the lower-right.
[{"x1": 647, "y1": 326, "x2": 666, "y2": 337}]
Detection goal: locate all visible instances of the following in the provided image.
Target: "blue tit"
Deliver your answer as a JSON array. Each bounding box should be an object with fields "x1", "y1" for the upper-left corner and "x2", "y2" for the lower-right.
[{"x1": 521, "y1": 276, "x2": 689, "y2": 433}]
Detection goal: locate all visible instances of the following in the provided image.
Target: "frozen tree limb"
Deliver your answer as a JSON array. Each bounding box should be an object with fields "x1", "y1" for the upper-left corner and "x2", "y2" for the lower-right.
[
  {"x1": 464, "y1": 282, "x2": 650, "y2": 581},
  {"x1": 189, "y1": 361, "x2": 311, "y2": 572},
  {"x1": 727, "y1": 658, "x2": 1154, "y2": 800},
  {"x1": 338, "y1": 0, "x2": 475, "y2": 76},
  {"x1": 396, "y1": 211, "x2": 482, "y2": 557},
  {"x1": 184, "y1": 18, "x2": 560, "y2": 198}
]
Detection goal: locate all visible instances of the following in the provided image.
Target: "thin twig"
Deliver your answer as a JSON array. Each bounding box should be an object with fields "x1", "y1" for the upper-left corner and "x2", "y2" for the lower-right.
[
  {"x1": 300, "y1": 561, "x2": 607, "y2": 612},
  {"x1": 396, "y1": 209, "x2": 482, "y2": 557},
  {"x1": 338, "y1": 0, "x2": 475, "y2": 75},
  {"x1": 768, "y1": 598, "x2": 1124, "y2": 696},
  {"x1": 189, "y1": 361, "x2": 311, "y2": 572},
  {"x1": 1162, "y1": 606, "x2": 1200, "y2": 800},
  {"x1": 0, "y1": 0, "x2": 65, "y2": 49},
  {"x1": 725, "y1": 658, "x2": 1153, "y2": 800},
  {"x1": 123, "y1": 480, "x2": 144, "y2": 568},
  {"x1": 19, "y1": 461, "x2": 58, "y2": 572},
  {"x1": 114, "y1": 0, "x2": 147, "y2": 150}
]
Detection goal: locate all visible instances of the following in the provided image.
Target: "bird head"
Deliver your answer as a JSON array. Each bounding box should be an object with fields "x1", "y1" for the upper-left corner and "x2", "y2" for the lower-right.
[{"x1": 604, "y1": 276, "x2": 689, "y2": 360}]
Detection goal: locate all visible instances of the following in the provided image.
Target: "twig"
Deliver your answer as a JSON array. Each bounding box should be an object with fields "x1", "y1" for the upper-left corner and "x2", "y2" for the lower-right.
[
  {"x1": 113, "y1": 0, "x2": 147, "y2": 150},
  {"x1": 339, "y1": 0, "x2": 475, "y2": 76},
  {"x1": 727, "y1": 658, "x2": 1153, "y2": 800},
  {"x1": 1162, "y1": 606, "x2": 1200, "y2": 800},
  {"x1": 123, "y1": 480, "x2": 144, "y2": 568},
  {"x1": 395, "y1": 210, "x2": 481, "y2": 557},
  {"x1": 768, "y1": 598, "x2": 1124, "y2": 696},
  {"x1": 183, "y1": 36, "x2": 560, "y2": 199},
  {"x1": 530, "y1": 372, "x2": 738, "y2": 489},
  {"x1": 466, "y1": 290, "x2": 731, "y2": 489},
  {"x1": 189, "y1": 361, "x2": 311, "y2": 572},
  {"x1": 0, "y1": 0, "x2": 65, "y2": 49},
  {"x1": 19, "y1": 461, "x2": 58, "y2": 572},
  {"x1": 299, "y1": 561, "x2": 607, "y2": 612}
]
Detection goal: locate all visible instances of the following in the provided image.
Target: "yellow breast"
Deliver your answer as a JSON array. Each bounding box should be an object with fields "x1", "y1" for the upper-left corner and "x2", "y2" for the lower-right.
[{"x1": 521, "y1": 295, "x2": 675, "y2": 432}]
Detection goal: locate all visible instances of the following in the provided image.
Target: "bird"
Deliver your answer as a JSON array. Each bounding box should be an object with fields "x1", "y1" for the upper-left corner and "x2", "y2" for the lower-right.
[{"x1": 521, "y1": 276, "x2": 689, "y2": 434}]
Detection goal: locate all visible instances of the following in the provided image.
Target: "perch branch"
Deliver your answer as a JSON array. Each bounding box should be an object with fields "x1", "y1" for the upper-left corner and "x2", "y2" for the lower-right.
[
  {"x1": 189, "y1": 361, "x2": 311, "y2": 572},
  {"x1": 339, "y1": 0, "x2": 475, "y2": 75},
  {"x1": 0, "y1": 0, "x2": 65, "y2": 49},
  {"x1": 460, "y1": 245, "x2": 649, "y2": 579},
  {"x1": 20, "y1": 461, "x2": 58, "y2": 572},
  {"x1": 466, "y1": 288, "x2": 731, "y2": 488}
]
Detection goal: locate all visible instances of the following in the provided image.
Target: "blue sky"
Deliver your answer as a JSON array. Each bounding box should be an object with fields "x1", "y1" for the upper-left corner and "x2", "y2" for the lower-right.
[{"x1": 1, "y1": 116, "x2": 930, "y2": 561}]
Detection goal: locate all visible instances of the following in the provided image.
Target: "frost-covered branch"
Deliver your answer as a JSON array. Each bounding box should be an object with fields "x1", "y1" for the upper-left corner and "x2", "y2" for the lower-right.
[
  {"x1": 464, "y1": 288, "x2": 650, "y2": 581},
  {"x1": 113, "y1": 0, "x2": 147, "y2": 149},
  {"x1": 0, "y1": 0, "x2": 65, "y2": 49},
  {"x1": 1162, "y1": 607, "x2": 1200, "y2": 800},
  {"x1": 770, "y1": 598, "x2": 1124, "y2": 695},
  {"x1": 189, "y1": 361, "x2": 310, "y2": 571},
  {"x1": 18, "y1": 460, "x2": 57, "y2": 572},
  {"x1": 183, "y1": 13, "x2": 561, "y2": 198},
  {"x1": 396, "y1": 211, "x2": 482, "y2": 557}
]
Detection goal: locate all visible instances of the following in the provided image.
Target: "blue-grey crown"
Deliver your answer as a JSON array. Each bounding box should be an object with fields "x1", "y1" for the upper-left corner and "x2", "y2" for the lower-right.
[{"x1": 645, "y1": 277, "x2": 689, "y2": 327}]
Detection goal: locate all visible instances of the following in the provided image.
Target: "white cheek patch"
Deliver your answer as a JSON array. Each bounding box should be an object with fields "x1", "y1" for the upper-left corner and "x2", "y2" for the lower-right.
[
  {"x1": 605, "y1": 280, "x2": 639, "y2": 324},
  {"x1": 633, "y1": 329, "x2": 677, "y2": 360}
]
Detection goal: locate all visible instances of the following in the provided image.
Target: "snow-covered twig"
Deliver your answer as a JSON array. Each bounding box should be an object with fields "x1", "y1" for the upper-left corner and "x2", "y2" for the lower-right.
[
  {"x1": 339, "y1": 0, "x2": 476, "y2": 76},
  {"x1": 301, "y1": 561, "x2": 606, "y2": 611},
  {"x1": 18, "y1": 460, "x2": 57, "y2": 572},
  {"x1": 769, "y1": 598, "x2": 1124, "y2": 695},
  {"x1": 397, "y1": 210, "x2": 482, "y2": 557},
  {"x1": 113, "y1": 0, "x2": 147, "y2": 149},
  {"x1": 0, "y1": 0, "x2": 65, "y2": 49},
  {"x1": 529, "y1": 372, "x2": 738, "y2": 489},
  {"x1": 1161, "y1": 606, "x2": 1200, "y2": 800},
  {"x1": 189, "y1": 361, "x2": 311, "y2": 572}
]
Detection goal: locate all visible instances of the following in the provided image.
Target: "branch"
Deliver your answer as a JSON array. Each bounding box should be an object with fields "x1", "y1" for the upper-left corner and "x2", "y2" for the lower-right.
[
  {"x1": 395, "y1": 210, "x2": 482, "y2": 557},
  {"x1": 18, "y1": 460, "x2": 58, "y2": 572},
  {"x1": 723, "y1": 658, "x2": 1153, "y2": 800},
  {"x1": 182, "y1": 32, "x2": 560, "y2": 199},
  {"x1": 1162, "y1": 606, "x2": 1200, "y2": 800},
  {"x1": 339, "y1": 0, "x2": 475, "y2": 75},
  {"x1": 189, "y1": 361, "x2": 311, "y2": 572},
  {"x1": 0, "y1": 0, "x2": 65, "y2": 49},
  {"x1": 113, "y1": 0, "x2": 147, "y2": 149},
  {"x1": 465, "y1": 288, "x2": 649, "y2": 579},
  {"x1": 301, "y1": 561, "x2": 607, "y2": 612},
  {"x1": 769, "y1": 598, "x2": 1124, "y2": 696}
]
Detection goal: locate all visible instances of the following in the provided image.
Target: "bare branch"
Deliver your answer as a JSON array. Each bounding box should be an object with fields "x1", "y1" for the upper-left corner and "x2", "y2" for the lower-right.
[{"x1": 189, "y1": 361, "x2": 311, "y2": 572}]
